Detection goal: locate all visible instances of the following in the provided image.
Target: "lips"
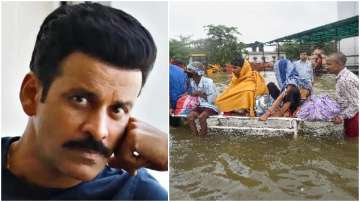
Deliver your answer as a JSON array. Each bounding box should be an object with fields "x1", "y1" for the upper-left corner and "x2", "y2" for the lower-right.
[{"x1": 67, "y1": 147, "x2": 102, "y2": 165}]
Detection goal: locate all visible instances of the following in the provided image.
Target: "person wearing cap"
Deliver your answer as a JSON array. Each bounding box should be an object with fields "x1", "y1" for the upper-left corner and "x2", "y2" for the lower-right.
[{"x1": 186, "y1": 62, "x2": 218, "y2": 136}]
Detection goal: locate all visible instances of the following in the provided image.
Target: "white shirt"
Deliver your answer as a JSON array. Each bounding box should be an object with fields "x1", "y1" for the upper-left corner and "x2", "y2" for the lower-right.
[
  {"x1": 336, "y1": 68, "x2": 359, "y2": 119},
  {"x1": 189, "y1": 76, "x2": 218, "y2": 111}
]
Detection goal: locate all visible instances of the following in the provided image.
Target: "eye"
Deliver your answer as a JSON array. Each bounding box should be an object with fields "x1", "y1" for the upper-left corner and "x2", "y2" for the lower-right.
[
  {"x1": 113, "y1": 106, "x2": 124, "y2": 114},
  {"x1": 111, "y1": 104, "x2": 129, "y2": 117},
  {"x1": 71, "y1": 95, "x2": 88, "y2": 106}
]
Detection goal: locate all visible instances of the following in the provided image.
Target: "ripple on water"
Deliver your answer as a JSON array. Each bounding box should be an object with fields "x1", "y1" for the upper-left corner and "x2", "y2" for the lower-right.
[{"x1": 170, "y1": 128, "x2": 358, "y2": 200}]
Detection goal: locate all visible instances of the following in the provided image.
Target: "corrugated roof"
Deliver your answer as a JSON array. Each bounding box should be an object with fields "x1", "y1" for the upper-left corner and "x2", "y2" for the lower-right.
[{"x1": 266, "y1": 15, "x2": 359, "y2": 44}]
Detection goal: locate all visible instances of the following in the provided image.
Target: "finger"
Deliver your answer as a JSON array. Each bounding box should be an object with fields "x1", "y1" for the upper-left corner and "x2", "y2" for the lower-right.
[
  {"x1": 112, "y1": 118, "x2": 134, "y2": 156},
  {"x1": 127, "y1": 157, "x2": 149, "y2": 175},
  {"x1": 108, "y1": 149, "x2": 149, "y2": 172},
  {"x1": 108, "y1": 155, "x2": 145, "y2": 175},
  {"x1": 129, "y1": 169, "x2": 137, "y2": 176},
  {"x1": 128, "y1": 116, "x2": 138, "y2": 123},
  {"x1": 108, "y1": 156, "x2": 118, "y2": 168}
]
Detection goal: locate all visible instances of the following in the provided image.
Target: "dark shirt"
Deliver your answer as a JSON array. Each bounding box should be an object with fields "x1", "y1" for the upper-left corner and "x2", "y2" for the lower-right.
[{"x1": 1, "y1": 136, "x2": 168, "y2": 200}]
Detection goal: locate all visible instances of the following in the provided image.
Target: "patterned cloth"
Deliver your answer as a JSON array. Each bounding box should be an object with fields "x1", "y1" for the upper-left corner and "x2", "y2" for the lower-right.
[
  {"x1": 187, "y1": 62, "x2": 205, "y2": 76},
  {"x1": 296, "y1": 95, "x2": 340, "y2": 121},
  {"x1": 274, "y1": 59, "x2": 313, "y2": 93},
  {"x1": 336, "y1": 68, "x2": 359, "y2": 119},
  {"x1": 174, "y1": 94, "x2": 200, "y2": 116},
  {"x1": 284, "y1": 68, "x2": 313, "y2": 92},
  {"x1": 189, "y1": 76, "x2": 219, "y2": 112}
]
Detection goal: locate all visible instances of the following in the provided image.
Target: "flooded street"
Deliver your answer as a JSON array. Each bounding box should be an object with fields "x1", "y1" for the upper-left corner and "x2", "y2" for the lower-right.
[{"x1": 170, "y1": 72, "x2": 358, "y2": 200}]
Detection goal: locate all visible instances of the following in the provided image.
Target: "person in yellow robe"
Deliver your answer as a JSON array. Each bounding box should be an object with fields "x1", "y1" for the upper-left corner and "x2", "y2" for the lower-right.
[{"x1": 215, "y1": 58, "x2": 268, "y2": 117}]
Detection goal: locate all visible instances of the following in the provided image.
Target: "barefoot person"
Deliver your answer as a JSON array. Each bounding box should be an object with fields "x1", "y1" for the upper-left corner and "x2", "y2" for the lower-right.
[
  {"x1": 186, "y1": 62, "x2": 218, "y2": 136},
  {"x1": 259, "y1": 84, "x2": 301, "y2": 120}
]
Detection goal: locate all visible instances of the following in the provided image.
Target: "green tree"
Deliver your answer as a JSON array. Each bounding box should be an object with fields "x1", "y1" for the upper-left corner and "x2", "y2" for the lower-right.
[
  {"x1": 169, "y1": 35, "x2": 192, "y2": 64},
  {"x1": 203, "y1": 25, "x2": 244, "y2": 65},
  {"x1": 279, "y1": 41, "x2": 337, "y2": 61},
  {"x1": 190, "y1": 38, "x2": 209, "y2": 53},
  {"x1": 279, "y1": 42, "x2": 301, "y2": 61},
  {"x1": 311, "y1": 41, "x2": 337, "y2": 55}
]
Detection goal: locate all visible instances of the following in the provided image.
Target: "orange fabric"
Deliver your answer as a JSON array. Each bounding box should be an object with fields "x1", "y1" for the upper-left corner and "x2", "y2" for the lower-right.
[{"x1": 215, "y1": 60, "x2": 268, "y2": 116}]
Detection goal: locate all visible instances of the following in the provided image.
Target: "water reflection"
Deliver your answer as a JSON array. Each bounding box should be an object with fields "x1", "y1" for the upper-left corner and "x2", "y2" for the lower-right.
[{"x1": 170, "y1": 126, "x2": 358, "y2": 200}]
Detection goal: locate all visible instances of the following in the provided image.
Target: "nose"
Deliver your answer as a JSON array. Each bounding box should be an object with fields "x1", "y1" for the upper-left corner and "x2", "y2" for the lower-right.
[{"x1": 81, "y1": 108, "x2": 110, "y2": 141}]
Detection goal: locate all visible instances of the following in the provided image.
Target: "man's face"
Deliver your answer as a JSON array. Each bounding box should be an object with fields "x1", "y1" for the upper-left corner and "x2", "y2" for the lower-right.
[
  {"x1": 231, "y1": 65, "x2": 242, "y2": 76},
  {"x1": 300, "y1": 53, "x2": 307, "y2": 61},
  {"x1": 325, "y1": 56, "x2": 341, "y2": 74},
  {"x1": 313, "y1": 48, "x2": 322, "y2": 55},
  {"x1": 310, "y1": 54, "x2": 317, "y2": 66},
  {"x1": 32, "y1": 52, "x2": 142, "y2": 181}
]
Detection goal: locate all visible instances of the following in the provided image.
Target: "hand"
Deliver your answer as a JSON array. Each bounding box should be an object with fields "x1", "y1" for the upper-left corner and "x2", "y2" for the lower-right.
[
  {"x1": 109, "y1": 117, "x2": 168, "y2": 175},
  {"x1": 259, "y1": 112, "x2": 270, "y2": 121},
  {"x1": 199, "y1": 92, "x2": 207, "y2": 99},
  {"x1": 191, "y1": 91, "x2": 203, "y2": 97},
  {"x1": 332, "y1": 116, "x2": 343, "y2": 124}
]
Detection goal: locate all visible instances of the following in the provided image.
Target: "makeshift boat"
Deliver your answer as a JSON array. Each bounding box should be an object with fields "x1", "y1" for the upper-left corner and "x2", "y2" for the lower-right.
[{"x1": 171, "y1": 114, "x2": 343, "y2": 137}]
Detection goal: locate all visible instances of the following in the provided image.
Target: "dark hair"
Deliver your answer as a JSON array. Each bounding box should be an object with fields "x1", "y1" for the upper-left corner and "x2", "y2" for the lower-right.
[
  {"x1": 267, "y1": 82, "x2": 280, "y2": 100},
  {"x1": 230, "y1": 55, "x2": 244, "y2": 68},
  {"x1": 172, "y1": 59, "x2": 185, "y2": 67},
  {"x1": 331, "y1": 52, "x2": 347, "y2": 66},
  {"x1": 283, "y1": 84, "x2": 300, "y2": 114},
  {"x1": 30, "y1": 3, "x2": 157, "y2": 102}
]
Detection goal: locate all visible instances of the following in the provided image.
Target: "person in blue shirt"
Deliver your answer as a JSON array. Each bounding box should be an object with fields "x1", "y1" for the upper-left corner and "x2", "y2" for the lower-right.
[
  {"x1": 273, "y1": 59, "x2": 295, "y2": 90},
  {"x1": 293, "y1": 52, "x2": 314, "y2": 84},
  {"x1": 169, "y1": 62, "x2": 188, "y2": 127},
  {"x1": 2, "y1": 3, "x2": 168, "y2": 200},
  {"x1": 169, "y1": 63, "x2": 188, "y2": 110}
]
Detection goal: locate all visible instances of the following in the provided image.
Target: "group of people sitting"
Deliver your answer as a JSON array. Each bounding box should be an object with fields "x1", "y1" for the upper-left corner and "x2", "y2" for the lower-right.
[{"x1": 169, "y1": 50, "x2": 358, "y2": 137}]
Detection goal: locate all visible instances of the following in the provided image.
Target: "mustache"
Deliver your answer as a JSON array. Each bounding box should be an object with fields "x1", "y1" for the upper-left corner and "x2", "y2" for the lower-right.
[{"x1": 62, "y1": 136, "x2": 112, "y2": 158}]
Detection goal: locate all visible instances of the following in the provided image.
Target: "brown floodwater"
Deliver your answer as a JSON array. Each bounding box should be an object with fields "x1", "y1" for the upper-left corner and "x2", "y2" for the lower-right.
[{"x1": 170, "y1": 72, "x2": 358, "y2": 200}]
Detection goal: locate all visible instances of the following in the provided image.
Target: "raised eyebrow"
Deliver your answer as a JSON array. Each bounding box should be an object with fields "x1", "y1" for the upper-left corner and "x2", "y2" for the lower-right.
[
  {"x1": 62, "y1": 88, "x2": 99, "y2": 101},
  {"x1": 113, "y1": 101, "x2": 134, "y2": 109}
]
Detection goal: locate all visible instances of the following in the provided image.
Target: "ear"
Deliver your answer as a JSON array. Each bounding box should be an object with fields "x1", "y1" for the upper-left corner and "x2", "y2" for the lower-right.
[{"x1": 19, "y1": 73, "x2": 41, "y2": 116}]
